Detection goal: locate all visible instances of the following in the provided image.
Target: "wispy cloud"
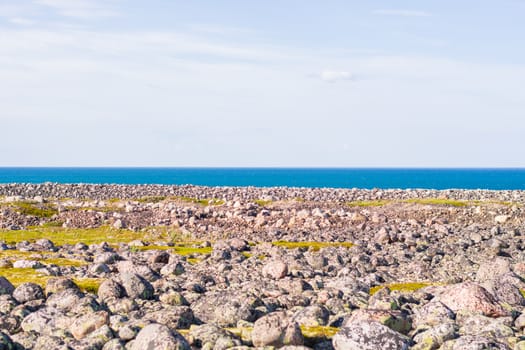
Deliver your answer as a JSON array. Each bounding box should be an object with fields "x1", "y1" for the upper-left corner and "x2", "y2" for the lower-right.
[
  {"x1": 33, "y1": 0, "x2": 119, "y2": 19},
  {"x1": 373, "y1": 9, "x2": 432, "y2": 17},
  {"x1": 318, "y1": 70, "x2": 354, "y2": 82},
  {"x1": 9, "y1": 17, "x2": 36, "y2": 26}
]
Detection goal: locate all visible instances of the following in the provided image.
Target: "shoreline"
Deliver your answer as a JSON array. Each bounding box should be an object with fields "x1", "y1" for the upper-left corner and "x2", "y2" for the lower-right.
[{"x1": 1, "y1": 183, "x2": 525, "y2": 202}]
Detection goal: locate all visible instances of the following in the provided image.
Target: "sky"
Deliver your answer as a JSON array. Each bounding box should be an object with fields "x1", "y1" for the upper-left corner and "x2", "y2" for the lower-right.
[{"x1": 1, "y1": 0, "x2": 524, "y2": 167}]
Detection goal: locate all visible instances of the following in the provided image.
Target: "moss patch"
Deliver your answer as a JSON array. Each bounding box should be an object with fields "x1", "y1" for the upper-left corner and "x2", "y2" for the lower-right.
[
  {"x1": 254, "y1": 199, "x2": 273, "y2": 207},
  {"x1": 0, "y1": 227, "x2": 174, "y2": 246},
  {"x1": 370, "y1": 282, "x2": 437, "y2": 295},
  {"x1": 272, "y1": 241, "x2": 353, "y2": 251},
  {"x1": 74, "y1": 278, "x2": 103, "y2": 294},
  {"x1": 172, "y1": 196, "x2": 224, "y2": 206},
  {"x1": 403, "y1": 198, "x2": 469, "y2": 207},
  {"x1": 0, "y1": 267, "x2": 102, "y2": 293},
  {"x1": 301, "y1": 325, "x2": 340, "y2": 339},
  {"x1": 347, "y1": 200, "x2": 392, "y2": 207},
  {"x1": 7, "y1": 201, "x2": 58, "y2": 218}
]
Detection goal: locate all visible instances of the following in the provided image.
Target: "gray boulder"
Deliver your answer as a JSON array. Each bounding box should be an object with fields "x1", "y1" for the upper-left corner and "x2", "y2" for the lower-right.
[
  {"x1": 0, "y1": 278, "x2": 14, "y2": 296},
  {"x1": 13, "y1": 282, "x2": 44, "y2": 303},
  {"x1": 0, "y1": 331, "x2": 14, "y2": 350},
  {"x1": 333, "y1": 321, "x2": 411, "y2": 350},
  {"x1": 187, "y1": 324, "x2": 242, "y2": 349},
  {"x1": 118, "y1": 273, "x2": 154, "y2": 300},
  {"x1": 251, "y1": 311, "x2": 304, "y2": 347},
  {"x1": 128, "y1": 323, "x2": 190, "y2": 350}
]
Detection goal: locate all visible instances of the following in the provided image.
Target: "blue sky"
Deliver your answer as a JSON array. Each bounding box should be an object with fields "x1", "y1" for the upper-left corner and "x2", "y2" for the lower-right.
[{"x1": 1, "y1": 0, "x2": 524, "y2": 167}]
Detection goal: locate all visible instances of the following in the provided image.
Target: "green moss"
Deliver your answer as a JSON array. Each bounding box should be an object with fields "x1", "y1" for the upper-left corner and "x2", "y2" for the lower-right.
[
  {"x1": 134, "y1": 196, "x2": 167, "y2": 203},
  {"x1": 43, "y1": 258, "x2": 87, "y2": 267},
  {"x1": 0, "y1": 267, "x2": 102, "y2": 293},
  {"x1": 347, "y1": 200, "x2": 392, "y2": 207},
  {"x1": 185, "y1": 258, "x2": 201, "y2": 265},
  {"x1": 370, "y1": 282, "x2": 437, "y2": 295},
  {"x1": 0, "y1": 226, "x2": 171, "y2": 246},
  {"x1": 172, "y1": 196, "x2": 224, "y2": 206},
  {"x1": 300, "y1": 325, "x2": 340, "y2": 339},
  {"x1": 74, "y1": 278, "x2": 103, "y2": 294},
  {"x1": 272, "y1": 241, "x2": 353, "y2": 251},
  {"x1": 173, "y1": 245, "x2": 212, "y2": 256},
  {"x1": 8, "y1": 201, "x2": 58, "y2": 218},
  {"x1": 0, "y1": 267, "x2": 51, "y2": 287},
  {"x1": 403, "y1": 198, "x2": 468, "y2": 207},
  {"x1": 0, "y1": 250, "x2": 87, "y2": 267},
  {"x1": 254, "y1": 199, "x2": 273, "y2": 207}
]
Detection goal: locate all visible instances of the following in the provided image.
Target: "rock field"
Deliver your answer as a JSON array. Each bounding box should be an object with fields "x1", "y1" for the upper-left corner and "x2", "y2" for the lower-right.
[{"x1": 0, "y1": 183, "x2": 524, "y2": 349}]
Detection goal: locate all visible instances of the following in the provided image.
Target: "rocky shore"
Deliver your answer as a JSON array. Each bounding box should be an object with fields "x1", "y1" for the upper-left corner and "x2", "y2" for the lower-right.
[{"x1": 0, "y1": 184, "x2": 524, "y2": 349}]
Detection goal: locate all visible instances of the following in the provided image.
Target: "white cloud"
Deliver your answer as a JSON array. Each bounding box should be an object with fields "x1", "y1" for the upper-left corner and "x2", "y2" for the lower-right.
[
  {"x1": 33, "y1": 0, "x2": 118, "y2": 19},
  {"x1": 9, "y1": 17, "x2": 35, "y2": 26},
  {"x1": 373, "y1": 9, "x2": 432, "y2": 17},
  {"x1": 319, "y1": 70, "x2": 354, "y2": 82}
]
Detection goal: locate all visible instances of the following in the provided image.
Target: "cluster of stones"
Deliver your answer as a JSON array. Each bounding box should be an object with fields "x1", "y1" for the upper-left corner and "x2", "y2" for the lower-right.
[{"x1": 0, "y1": 186, "x2": 524, "y2": 348}]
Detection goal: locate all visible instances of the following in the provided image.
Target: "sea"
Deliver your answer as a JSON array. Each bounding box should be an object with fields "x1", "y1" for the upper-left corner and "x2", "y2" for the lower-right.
[{"x1": 1, "y1": 168, "x2": 525, "y2": 190}]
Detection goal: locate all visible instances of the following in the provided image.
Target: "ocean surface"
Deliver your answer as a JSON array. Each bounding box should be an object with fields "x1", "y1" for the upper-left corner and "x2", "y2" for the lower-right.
[{"x1": 1, "y1": 168, "x2": 525, "y2": 190}]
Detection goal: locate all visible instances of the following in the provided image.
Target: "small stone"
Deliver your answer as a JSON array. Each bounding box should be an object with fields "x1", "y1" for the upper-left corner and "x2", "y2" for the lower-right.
[{"x1": 262, "y1": 260, "x2": 288, "y2": 279}]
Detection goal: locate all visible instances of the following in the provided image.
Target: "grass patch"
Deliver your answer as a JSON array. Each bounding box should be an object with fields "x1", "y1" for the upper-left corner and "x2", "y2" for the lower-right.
[
  {"x1": 74, "y1": 278, "x2": 103, "y2": 294},
  {"x1": 7, "y1": 201, "x2": 58, "y2": 218},
  {"x1": 301, "y1": 325, "x2": 340, "y2": 339},
  {"x1": 370, "y1": 282, "x2": 437, "y2": 295},
  {"x1": 272, "y1": 241, "x2": 353, "y2": 251},
  {"x1": 0, "y1": 251, "x2": 87, "y2": 267},
  {"x1": 0, "y1": 267, "x2": 102, "y2": 293},
  {"x1": 172, "y1": 196, "x2": 224, "y2": 206},
  {"x1": 347, "y1": 200, "x2": 392, "y2": 207},
  {"x1": 0, "y1": 226, "x2": 171, "y2": 246},
  {"x1": 403, "y1": 198, "x2": 468, "y2": 207},
  {"x1": 0, "y1": 267, "x2": 50, "y2": 286},
  {"x1": 43, "y1": 258, "x2": 87, "y2": 267},
  {"x1": 134, "y1": 196, "x2": 167, "y2": 203},
  {"x1": 254, "y1": 199, "x2": 273, "y2": 207}
]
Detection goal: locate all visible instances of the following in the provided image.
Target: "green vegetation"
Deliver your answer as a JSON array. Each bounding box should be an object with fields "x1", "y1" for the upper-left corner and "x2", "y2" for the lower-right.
[
  {"x1": 0, "y1": 250, "x2": 87, "y2": 267},
  {"x1": 370, "y1": 282, "x2": 437, "y2": 295},
  {"x1": 0, "y1": 267, "x2": 50, "y2": 286},
  {"x1": 0, "y1": 267, "x2": 101, "y2": 293},
  {"x1": 347, "y1": 200, "x2": 392, "y2": 207},
  {"x1": 301, "y1": 325, "x2": 340, "y2": 339},
  {"x1": 173, "y1": 196, "x2": 225, "y2": 206},
  {"x1": 254, "y1": 199, "x2": 273, "y2": 207},
  {"x1": 272, "y1": 241, "x2": 353, "y2": 251},
  {"x1": 74, "y1": 278, "x2": 103, "y2": 293},
  {"x1": 134, "y1": 196, "x2": 167, "y2": 203},
  {"x1": 134, "y1": 244, "x2": 212, "y2": 256},
  {"x1": 403, "y1": 198, "x2": 469, "y2": 207},
  {"x1": 0, "y1": 226, "x2": 167, "y2": 246},
  {"x1": 6, "y1": 201, "x2": 58, "y2": 218},
  {"x1": 346, "y1": 198, "x2": 518, "y2": 208}
]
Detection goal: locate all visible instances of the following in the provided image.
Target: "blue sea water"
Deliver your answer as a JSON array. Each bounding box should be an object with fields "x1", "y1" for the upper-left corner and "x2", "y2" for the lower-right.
[{"x1": 0, "y1": 168, "x2": 525, "y2": 190}]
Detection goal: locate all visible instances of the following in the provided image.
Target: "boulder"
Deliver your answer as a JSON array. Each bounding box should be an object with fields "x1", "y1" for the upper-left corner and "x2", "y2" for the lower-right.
[
  {"x1": 438, "y1": 282, "x2": 507, "y2": 317},
  {"x1": 70, "y1": 311, "x2": 109, "y2": 340},
  {"x1": 262, "y1": 260, "x2": 288, "y2": 279},
  {"x1": 45, "y1": 277, "x2": 80, "y2": 296},
  {"x1": 0, "y1": 278, "x2": 14, "y2": 296},
  {"x1": 118, "y1": 273, "x2": 154, "y2": 300},
  {"x1": 333, "y1": 321, "x2": 411, "y2": 350},
  {"x1": 251, "y1": 311, "x2": 304, "y2": 347},
  {"x1": 13, "y1": 283, "x2": 44, "y2": 304},
  {"x1": 128, "y1": 323, "x2": 190, "y2": 350}
]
